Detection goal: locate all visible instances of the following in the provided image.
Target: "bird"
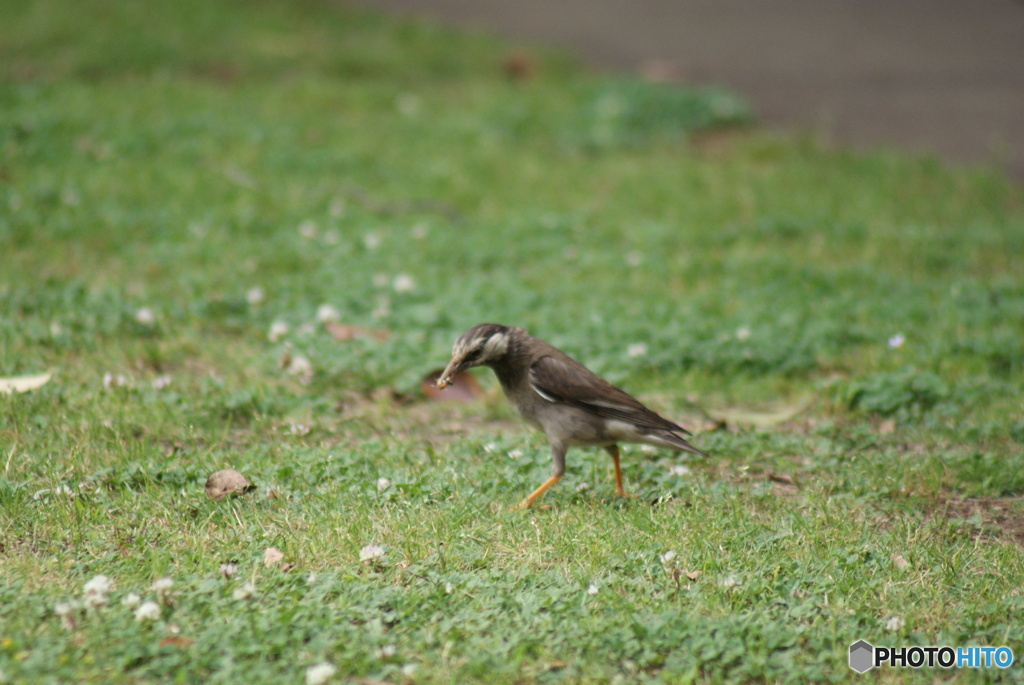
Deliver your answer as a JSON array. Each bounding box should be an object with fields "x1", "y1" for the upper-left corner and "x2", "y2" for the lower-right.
[{"x1": 435, "y1": 323, "x2": 708, "y2": 508}]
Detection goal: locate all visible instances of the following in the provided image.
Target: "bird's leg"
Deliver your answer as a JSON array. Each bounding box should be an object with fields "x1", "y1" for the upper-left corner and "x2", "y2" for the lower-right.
[
  {"x1": 606, "y1": 444, "x2": 630, "y2": 497},
  {"x1": 514, "y1": 444, "x2": 566, "y2": 509}
]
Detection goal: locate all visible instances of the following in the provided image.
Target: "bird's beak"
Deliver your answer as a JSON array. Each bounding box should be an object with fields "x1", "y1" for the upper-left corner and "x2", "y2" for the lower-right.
[{"x1": 435, "y1": 359, "x2": 460, "y2": 389}]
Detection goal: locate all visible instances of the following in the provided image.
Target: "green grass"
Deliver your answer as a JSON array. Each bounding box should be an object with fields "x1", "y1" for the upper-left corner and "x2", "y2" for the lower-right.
[{"x1": 2, "y1": 0, "x2": 1024, "y2": 682}]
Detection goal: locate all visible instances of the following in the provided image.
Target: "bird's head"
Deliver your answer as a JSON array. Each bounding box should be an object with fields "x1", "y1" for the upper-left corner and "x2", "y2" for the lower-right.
[{"x1": 436, "y1": 323, "x2": 513, "y2": 389}]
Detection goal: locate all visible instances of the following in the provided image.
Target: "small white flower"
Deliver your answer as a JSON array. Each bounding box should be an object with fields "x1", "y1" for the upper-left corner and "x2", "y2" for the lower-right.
[
  {"x1": 218, "y1": 563, "x2": 238, "y2": 579},
  {"x1": 483, "y1": 443, "x2": 498, "y2": 454},
  {"x1": 586, "y1": 583, "x2": 599, "y2": 596},
  {"x1": 888, "y1": 333, "x2": 905, "y2": 349},
  {"x1": 307, "y1": 573, "x2": 317, "y2": 584},
  {"x1": 392, "y1": 274, "x2": 415, "y2": 293},
  {"x1": 721, "y1": 575, "x2": 740, "y2": 589},
  {"x1": 286, "y1": 355, "x2": 313, "y2": 384},
  {"x1": 232, "y1": 582, "x2": 256, "y2": 601},
  {"x1": 627, "y1": 343, "x2": 648, "y2": 358},
  {"x1": 735, "y1": 326, "x2": 751, "y2": 341},
  {"x1": 151, "y1": 577, "x2": 174, "y2": 593},
  {"x1": 669, "y1": 465, "x2": 691, "y2": 477},
  {"x1": 268, "y1": 320, "x2": 289, "y2": 342},
  {"x1": 885, "y1": 616, "x2": 904, "y2": 632},
  {"x1": 576, "y1": 482, "x2": 590, "y2": 492},
  {"x1": 122, "y1": 592, "x2": 141, "y2": 609},
  {"x1": 54, "y1": 601, "x2": 78, "y2": 618},
  {"x1": 444, "y1": 582, "x2": 454, "y2": 594},
  {"x1": 660, "y1": 550, "x2": 677, "y2": 565},
  {"x1": 507, "y1": 449, "x2": 523, "y2": 459},
  {"x1": 151, "y1": 374, "x2": 172, "y2": 390},
  {"x1": 152, "y1": 577, "x2": 175, "y2": 603},
  {"x1": 359, "y1": 544, "x2": 386, "y2": 564},
  {"x1": 134, "y1": 601, "x2": 161, "y2": 622},
  {"x1": 411, "y1": 223, "x2": 429, "y2": 240},
  {"x1": 362, "y1": 232, "x2": 382, "y2": 250},
  {"x1": 102, "y1": 372, "x2": 128, "y2": 389},
  {"x1": 246, "y1": 287, "x2": 266, "y2": 306},
  {"x1": 288, "y1": 423, "x2": 311, "y2": 436},
  {"x1": 625, "y1": 251, "x2": 643, "y2": 267},
  {"x1": 83, "y1": 575, "x2": 114, "y2": 606},
  {"x1": 378, "y1": 644, "x2": 397, "y2": 659},
  {"x1": 134, "y1": 307, "x2": 156, "y2": 325},
  {"x1": 401, "y1": 664, "x2": 418, "y2": 677},
  {"x1": 376, "y1": 477, "x2": 391, "y2": 492},
  {"x1": 306, "y1": 662, "x2": 337, "y2": 685},
  {"x1": 316, "y1": 304, "x2": 340, "y2": 323},
  {"x1": 298, "y1": 220, "x2": 318, "y2": 240},
  {"x1": 54, "y1": 600, "x2": 79, "y2": 630},
  {"x1": 50, "y1": 321, "x2": 65, "y2": 337}
]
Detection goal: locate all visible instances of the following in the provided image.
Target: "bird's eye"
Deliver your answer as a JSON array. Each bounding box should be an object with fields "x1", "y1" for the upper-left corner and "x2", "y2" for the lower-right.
[{"x1": 463, "y1": 347, "x2": 484, "y2": 363}]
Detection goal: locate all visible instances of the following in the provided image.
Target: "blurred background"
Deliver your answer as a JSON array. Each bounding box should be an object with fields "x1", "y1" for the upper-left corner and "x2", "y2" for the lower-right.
[{"x1": 362, "y1": 0, "x2": 1024, "y2": 178}]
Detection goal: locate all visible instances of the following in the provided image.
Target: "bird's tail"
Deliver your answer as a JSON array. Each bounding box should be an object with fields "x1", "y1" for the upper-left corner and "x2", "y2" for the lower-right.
[{"x1": 646, "y1": 429, "x2": 710, "y2": 458}]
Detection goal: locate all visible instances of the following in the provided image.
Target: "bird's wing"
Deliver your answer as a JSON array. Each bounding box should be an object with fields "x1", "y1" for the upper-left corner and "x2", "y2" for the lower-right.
[{"x1": 529, "y1": 355, "x2": 691, "y2": 435}]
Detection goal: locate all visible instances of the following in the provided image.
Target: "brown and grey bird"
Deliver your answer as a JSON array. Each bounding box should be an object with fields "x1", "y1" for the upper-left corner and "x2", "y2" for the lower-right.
[{"x1": 436, "y1": 323, "x2": 708, "y2": 508}]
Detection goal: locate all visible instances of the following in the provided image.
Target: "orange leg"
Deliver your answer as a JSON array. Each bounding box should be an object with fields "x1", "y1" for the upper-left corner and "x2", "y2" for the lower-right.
[
  {"x1": 607, "y1": 444, "x2": 630, "y2": 497},
  {"x1": 513, "y1": 474, "x2": 562, "y2": 510}
]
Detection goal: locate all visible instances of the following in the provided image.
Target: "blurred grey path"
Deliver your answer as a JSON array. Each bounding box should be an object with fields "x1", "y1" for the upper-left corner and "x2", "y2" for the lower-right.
[{"x1": 362, "y1": 0, "x2": 1024, "y2": 177}]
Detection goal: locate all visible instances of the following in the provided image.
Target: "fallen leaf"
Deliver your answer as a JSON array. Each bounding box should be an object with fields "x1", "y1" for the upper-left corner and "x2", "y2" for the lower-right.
[
  {"x1": 502, "y1": 52, "x2": 535, "y2": 80},
  {"x1": 263, "y1": 547, "x2": 284, "y2": 567},
  {"x1": 767, "y1": 471, "x2": 798, "y2": 486},
  {"x1": 879, "y1": 419, "x2": 897, "y2": 435},
  {"x1": 158, "y1": 636, "x2": 194, "y2": 648},
  {"x1": 324, "y1": 322, "x2": 390, "y2": 342},
  {"x1": 890, "y1": 553, "x2": 910, "y2": 569},
  {"x1": 685, "y1": 570, "x2": 702, "y2": 581},
  {"x1": 0, "y1": 370, "x2": 53, "y2": 395},
  {"x1": 205, "y1": 469, "x2": 255, "y2": 500},
  {"x1": 421, "y1": 369, "x2": 483, "y2": 403}
]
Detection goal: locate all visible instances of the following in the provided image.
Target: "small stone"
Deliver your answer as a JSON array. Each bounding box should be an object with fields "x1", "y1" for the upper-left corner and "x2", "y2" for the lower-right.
[{"x1": 205, "y1": 469, "x2": 254, "y2": 500}]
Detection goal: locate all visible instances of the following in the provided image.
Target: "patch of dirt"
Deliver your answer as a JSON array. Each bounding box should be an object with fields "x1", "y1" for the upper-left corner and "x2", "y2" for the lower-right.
[{"x1": 944, "y1": 497, "x2": 1024, "y2": 546}]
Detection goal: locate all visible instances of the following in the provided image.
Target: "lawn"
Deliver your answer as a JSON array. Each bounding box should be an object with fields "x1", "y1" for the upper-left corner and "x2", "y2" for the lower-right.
[{"x1": 1, "y1": 0, "x2": 1023, "y2": 682}]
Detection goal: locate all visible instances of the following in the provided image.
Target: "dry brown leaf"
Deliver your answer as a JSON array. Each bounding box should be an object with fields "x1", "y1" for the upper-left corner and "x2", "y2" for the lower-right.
[
  {"x1": 324, "y1": 322, "x2": 390, "y2": 342},
  {"x1": 767, "y1": 471, "x2": 798, "y2": 486},
  {"x1": 0, "y1": 370, "x2": 53, "y2": 395},
  {"x1": 879, "y1": 419, "x2": 897, "y2": 436},
  {"x1": 205, "y1": 469, "x2": 254, "y2": 500},
  {"x1": 421, "y1": 369, "x2": 483, "y2": 403},
  {"x1": 263, "y1": 547, "x2": 285, "y2": 567},
  {"x1": 158, "y1": 636, "x2": 194, "y2": 648},
  {"x1": 890, "y1": 553, "x2": 910, "y2": 569},
  {"x1": 502, "y1": 52, "x2": 536, "y2": 80},
  {"x1": 685, "y1": 570, "x2": 703, "y2": 581}
]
